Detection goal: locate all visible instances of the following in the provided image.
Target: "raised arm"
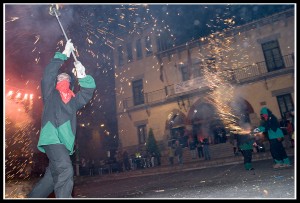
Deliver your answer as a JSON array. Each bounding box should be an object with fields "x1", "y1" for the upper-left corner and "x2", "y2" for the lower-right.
[
  {"x1": 72, "y1": 61, "x2": 96, "y2": 109},
  {"x1": 41, "y1": 39, "x2": 74, "y2": 103}
]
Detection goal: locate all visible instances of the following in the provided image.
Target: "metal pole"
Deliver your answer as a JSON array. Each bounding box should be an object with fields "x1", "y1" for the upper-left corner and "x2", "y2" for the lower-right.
[
  {"x1": 50, "y1": 6, "x2": 78, "y2": 62},
  {"x1": 75, "y1": 137, "x2": 80, "y2": 176}
]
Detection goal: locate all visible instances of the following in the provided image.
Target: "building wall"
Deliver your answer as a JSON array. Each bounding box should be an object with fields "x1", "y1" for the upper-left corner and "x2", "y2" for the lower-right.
[
  {"x1": 236, "y1": 75, "x2": 294, "y2": 119},
  {"x1": 114, "y1": 9, "x2": 295, "y2": 152}
]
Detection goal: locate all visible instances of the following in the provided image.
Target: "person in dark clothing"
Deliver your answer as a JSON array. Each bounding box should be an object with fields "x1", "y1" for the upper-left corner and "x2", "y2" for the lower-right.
[
  {"x1": 202, "y1": 138, "x2": 211, "y2": 160},
  {"x1": 188, "y1": 136, "x2": 197, "y2": 159},
  {"x1": 122, "y1": 151, "x2": 130, "y2": 171},
  {"x1": 89, "y1": 160, "x2": 95, "y2": 176},
  {"x1": 254, "y1": 107, "x2": 291, "y2": 169},
  {"x1": 175, "y1": 140, "x2": 183, "y2": 165},
  {"x1": 196, "y1": 140, "x2": 204, "y2": 158},
  {"x1": 27, "y1": 39, "x2": 96, "y2": 198},
  {"x1": 235, "y1": 124, "x2": 256, "y2": 170}
]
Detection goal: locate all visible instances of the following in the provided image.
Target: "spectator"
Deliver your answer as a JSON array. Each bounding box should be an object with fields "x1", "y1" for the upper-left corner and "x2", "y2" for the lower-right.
[
  {"x1": 202, "y1": 137, "x2": 211, "y2": 160},
  {"x1": 168, "y1": 144, "x2": 175, "y2": 165},
  {"x1": 175, "y1": 140, "x2": 183, "y2": 165},
  {"x1": 188, "y1": 135, "x2": 197, "y2": 159},
  {"x1": 122, "y1": 151, "x2": 130, "y2": 171},
  {"x1": 196, "y1": 139, "x2": 204, "y2": 159},
  {"x1": 89, "y1": 159, "x2": 95, "y2": 176}
]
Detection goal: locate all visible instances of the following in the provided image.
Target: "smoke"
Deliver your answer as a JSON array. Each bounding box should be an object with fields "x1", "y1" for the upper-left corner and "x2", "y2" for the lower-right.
[
  {"x1": 5, "y1": 97, "x2": 37, "y2": 182},
  {"x1": 5, "y1": 4, "x2": 75, "y2": 79},
  {"x1": 5, "y1": 98, "x2": 33, "y2": 126},
  {"x1": 5, "y1": 4, "x2": 75, "y2": 42}
]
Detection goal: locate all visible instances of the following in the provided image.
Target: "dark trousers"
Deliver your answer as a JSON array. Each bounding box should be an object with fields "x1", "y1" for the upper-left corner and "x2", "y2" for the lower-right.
[
  {"x1": 197, "y1": 147, "x2": 203, "y2": 158},
  {"x1": 269, "y1": 139, "x2": 288, "y2": 161},
  {"x1": 28, "y1": 144, "x2": 74, "y2": 198},
  {"x1": 241, "y1": 149, "x2": 252, "y2": 164}
]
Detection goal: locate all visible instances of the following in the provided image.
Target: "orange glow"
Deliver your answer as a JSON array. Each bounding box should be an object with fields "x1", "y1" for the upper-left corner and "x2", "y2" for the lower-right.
[
  {"x1": 15, "y1": 92, "x2": 21, "y2": 99},
  {"x1": 7, "y1": 90, "x2": 13, "y2": 97},
  {"x1": 23, "y1": 94, "x2": 28, "y2": 100}
]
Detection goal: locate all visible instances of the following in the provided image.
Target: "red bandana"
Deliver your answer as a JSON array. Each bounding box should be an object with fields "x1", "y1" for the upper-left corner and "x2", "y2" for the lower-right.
[
  {"x1": 261, "y1": 114, "x2": 268, "y2": 121},
  {"x1": 56, "y1": 80, "x2": 75, "y2": 104}
]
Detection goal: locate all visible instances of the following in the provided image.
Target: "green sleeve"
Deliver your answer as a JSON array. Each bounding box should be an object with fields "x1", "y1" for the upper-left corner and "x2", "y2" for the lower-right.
[
  {"x1": 258, "y1": 126, "x2": 265, "y2": 132},
  {"x1": 53, "y1": 52, "x2": 68, "y2": 61},
  {"x1": 78, "y1": 75, "x2": 96, "y2": 88}
]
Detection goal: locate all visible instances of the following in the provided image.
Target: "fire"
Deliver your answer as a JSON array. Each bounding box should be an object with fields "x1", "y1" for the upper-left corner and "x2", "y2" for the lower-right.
[{"x1": 49, "y1": 4, "x2": 64, "y2": 15}]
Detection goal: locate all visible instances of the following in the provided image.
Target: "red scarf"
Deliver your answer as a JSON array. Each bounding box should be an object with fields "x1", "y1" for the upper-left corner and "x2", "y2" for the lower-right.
[{"x1": 56, "y1": 80, "x2": 75, "y2": 104}]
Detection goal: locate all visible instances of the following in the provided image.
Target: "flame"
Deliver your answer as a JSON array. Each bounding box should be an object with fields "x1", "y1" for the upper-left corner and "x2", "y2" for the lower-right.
[
  {"x1": 49, "y1": 4, "x2": 63, "y2": 14},
  {"x1": 56, "y1": 4, "x2": 64, "y2": 10}
]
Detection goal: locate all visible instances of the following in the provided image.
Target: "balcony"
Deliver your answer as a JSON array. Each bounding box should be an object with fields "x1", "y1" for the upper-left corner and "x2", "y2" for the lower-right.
[
  {"x1": 122, "y1": 53, "x2": 294, "y2": 111},
  {"x1": 231, "y1": 53, "x2": 294, "y2": 84}
]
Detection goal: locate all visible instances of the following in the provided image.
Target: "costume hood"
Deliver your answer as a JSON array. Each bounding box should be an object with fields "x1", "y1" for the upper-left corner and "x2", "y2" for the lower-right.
[{"x1": 260, "y1": 107, "x2": 269, "y2": 115}]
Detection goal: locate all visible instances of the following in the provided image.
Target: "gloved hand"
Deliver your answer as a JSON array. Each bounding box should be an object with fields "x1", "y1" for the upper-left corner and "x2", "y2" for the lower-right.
[
  {"x1": 62, "y1": 39, "x2": 74, "y2": 58},
  {"x1": 253, "y1": 128, "x2": 261, "y2": 133},
  {"x1": 74, "y1": 61, "x2": 86, "y2": 78}
]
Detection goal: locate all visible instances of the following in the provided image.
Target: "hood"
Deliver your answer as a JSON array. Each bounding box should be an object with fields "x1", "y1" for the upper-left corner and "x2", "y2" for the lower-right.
[{"x1": 260, "y1": 107, "x2": 269, "y2": 115}]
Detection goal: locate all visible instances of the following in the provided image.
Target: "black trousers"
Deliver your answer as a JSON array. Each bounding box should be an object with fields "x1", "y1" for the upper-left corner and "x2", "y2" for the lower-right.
[
  {"x1": 269, "y1": 139, "x2": 288, "y2": 161},
  {"x1": 28, "y1": 144, "x2": 74, "y2": 198},
  {"x1": 241, "y1": 149, "x2": 252, "y2": 164}
]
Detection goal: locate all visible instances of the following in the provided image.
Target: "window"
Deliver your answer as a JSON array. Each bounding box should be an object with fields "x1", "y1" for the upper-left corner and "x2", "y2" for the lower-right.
[
  {"x1": 145, "y1": 36, "x2": 153, "y2": 56},
  {"x1": 117, "y1": 45, "x2": 124, "y2": 66},
  {"x1": 126, "y1": 42, "x2": 133, "y2": 62},
  {"x1": 132, "y1": 79, "x2": 144, "y2": 105},
  {"x1": 180, "y1": 64, "x2": 190, "y2": 81},
  {"x1": 277, "y1": 94, "x2": 294, "y2": 118},
  {"x1": 156, "y1": 32, "x2": 173, "y2": 52},
  {"x1": 137, "y1": 124, "x2": 147, "y2": 144},
  {"x1": 262, "y1": 40, "x2": 284, "y2": 71},
  {"x1": 192, "y1": 63, "x2": 201, "y2": 78},
  {"x1": 206, "y1": 58, "x2": 216, "y2": 73},
  {"x1": 136, "y1": 39, "x2": 143, "y2": 60}
]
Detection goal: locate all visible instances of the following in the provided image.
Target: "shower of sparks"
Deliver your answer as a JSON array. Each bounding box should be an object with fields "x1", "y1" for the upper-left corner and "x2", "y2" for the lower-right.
[
  {"x1": 5, "y1": 79, "x2": 43, "y2": 198},
  {"x1": 198, "y1": 12, "x2": 253, "y2": 133},
  {"x1": 5, "y1": 16, "x2": 19, "y2": 23},
  {"x1": 5, "y1": 116, "x2": 36, "y2": 181},
  {"x1": 33, "y1": 35, "x2": 40, "y2": 44},
  {"x1": 5, "y1": 5, "x2": 293, "y2": 191}
]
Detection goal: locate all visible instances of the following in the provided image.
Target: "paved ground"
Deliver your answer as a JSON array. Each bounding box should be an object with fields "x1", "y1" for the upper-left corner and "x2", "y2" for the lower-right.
[
  {"x1": 72, "y1": 157, "x2": 295, "y2": 199},
  {"x1": 4, "y1": 149, "x2": 295, "y2": 199}
]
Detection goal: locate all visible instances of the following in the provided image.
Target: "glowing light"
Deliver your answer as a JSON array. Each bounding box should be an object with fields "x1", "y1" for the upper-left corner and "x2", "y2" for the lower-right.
[
  {"x1": 7, "y1": 90, "x2": 13, "y2": 97},
  {"x1": 5, "y1": 16, "x2": 19, "y2": 23},
  {"x1": 23, "y1": 94, "x2": 28, "y2": 100},
  {"x1": 15, "y1": 92, "x2": 21, "y2": 99}
]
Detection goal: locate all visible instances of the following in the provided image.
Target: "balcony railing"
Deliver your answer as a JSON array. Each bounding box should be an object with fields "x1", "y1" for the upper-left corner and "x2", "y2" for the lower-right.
[
  {"x1": 232, "y1": 53, "x2": 294, "y2": 81},
  {"x1": 122, "y1": 53, "x2": 294, "y2": 110}
]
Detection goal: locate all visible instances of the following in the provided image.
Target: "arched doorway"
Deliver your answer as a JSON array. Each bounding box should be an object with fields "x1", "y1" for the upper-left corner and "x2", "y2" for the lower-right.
[
  {"x1": 229, "y1": 97, "x2": 254, "y2": 124},
  {"x1": 188, "y1": 102, "x2": 219, "y2": 144},
  {"x1": 187, "y1": 97, "x2": 255, "y2": 144},
  {"x1": 166, "y1": 110, "x2": 188, "y2": 148}
]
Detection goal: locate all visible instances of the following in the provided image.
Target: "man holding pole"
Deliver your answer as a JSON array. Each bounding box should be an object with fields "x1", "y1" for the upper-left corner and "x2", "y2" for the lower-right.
[{"x1": 27, "y1": 39, "x2": 96, "y2": 198}]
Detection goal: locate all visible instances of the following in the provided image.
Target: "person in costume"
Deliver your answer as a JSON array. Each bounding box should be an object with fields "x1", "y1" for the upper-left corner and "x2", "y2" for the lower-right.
[
  {"x1": 235, "y1": 123, "x2": 256, "y2": 171},
  {"x1": 254, "y1": 107, "x2": 291, "y2": 169},
  {"x1": 28, "y1": 39, "x2": 96, "y2": 198}
]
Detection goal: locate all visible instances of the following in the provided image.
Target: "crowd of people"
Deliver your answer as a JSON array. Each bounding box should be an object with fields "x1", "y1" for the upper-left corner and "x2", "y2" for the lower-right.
[{"x1": 166, "y1": 106, "x2": 294, "y2": 172}]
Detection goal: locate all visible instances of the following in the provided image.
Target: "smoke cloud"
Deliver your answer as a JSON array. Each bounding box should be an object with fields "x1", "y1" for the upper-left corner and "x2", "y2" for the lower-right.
[{"x1": 5, "y1": 99, "x2": 33, "y2": 126}]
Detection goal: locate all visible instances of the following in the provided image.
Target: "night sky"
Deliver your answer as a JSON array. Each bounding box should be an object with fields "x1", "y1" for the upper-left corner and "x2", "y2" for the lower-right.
[{"x1": 5, "y1": 4, "x2": 294, "y2": 84}]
